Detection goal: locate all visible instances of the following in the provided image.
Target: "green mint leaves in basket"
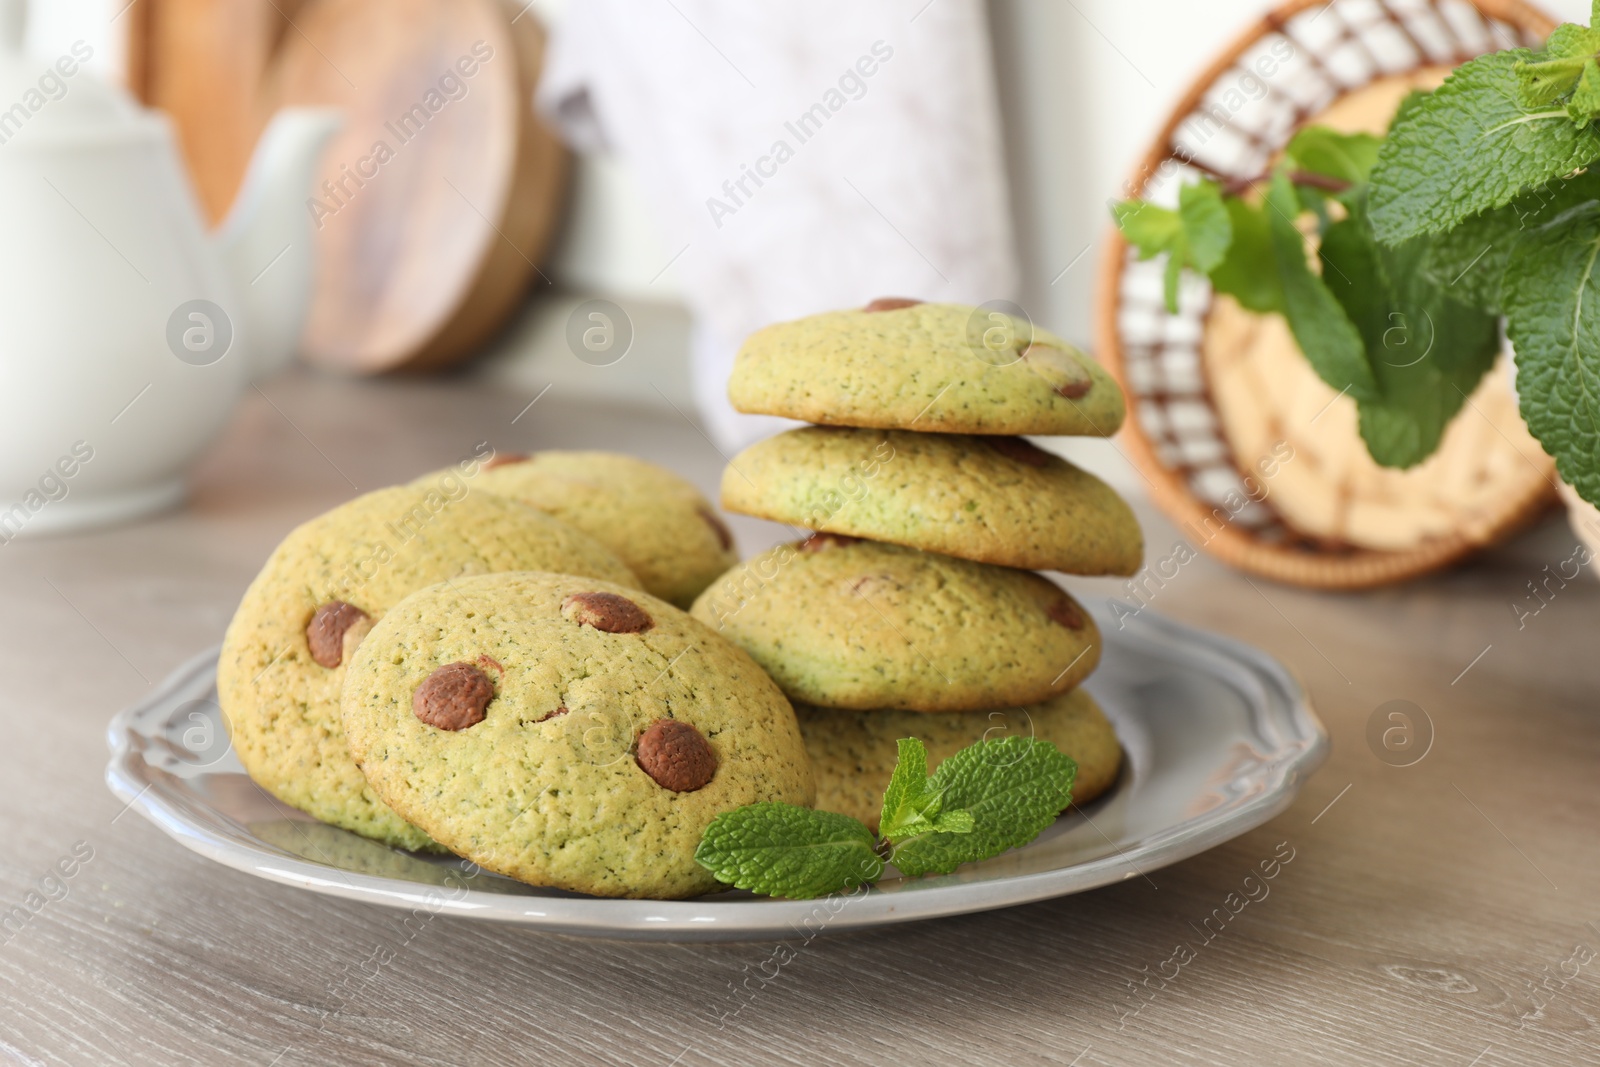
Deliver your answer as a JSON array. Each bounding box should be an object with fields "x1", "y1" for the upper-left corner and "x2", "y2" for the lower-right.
[
  {"x1": 694, "y1": 736, "x2": 1077, "y2": 899},
  {"x1": 1110, "y1": 0, "x2": 1600, "y2": 504},
  {"x1": 1111, "y1": 1, "x2": 1600, "y2": 504},
  {"x1": 1114, "y1": 122, "x2": 1502, "y2": 471}
]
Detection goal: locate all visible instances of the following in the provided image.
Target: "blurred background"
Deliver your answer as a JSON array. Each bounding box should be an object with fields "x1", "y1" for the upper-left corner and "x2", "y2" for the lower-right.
[
  {"x1": 16, "y1": 0, "x2": 1404, "y2": 498},
  {"x1": 9, "y1": 0, "x2": 1594, "y2": 575}
]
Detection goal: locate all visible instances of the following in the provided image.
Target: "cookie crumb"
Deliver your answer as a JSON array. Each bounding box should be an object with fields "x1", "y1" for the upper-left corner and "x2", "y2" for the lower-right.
[
  {"x1": 306, "y1": 601, "x2": 370, "y2": 669},
  {"x1": 562, "y1": 592, "x2": 653, "y2": 634},
  {"x1": 636, "y1": 719, "x2": 717, "y2": 792},
  {"x1": 413, "y1": 662, "x2": 495, "y2": 730}
]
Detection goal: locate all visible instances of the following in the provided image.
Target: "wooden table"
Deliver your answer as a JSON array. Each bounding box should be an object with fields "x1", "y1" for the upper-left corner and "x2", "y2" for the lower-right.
[{"x1": 2, "y1": 369, "x2": 1596, "y2": 1066}]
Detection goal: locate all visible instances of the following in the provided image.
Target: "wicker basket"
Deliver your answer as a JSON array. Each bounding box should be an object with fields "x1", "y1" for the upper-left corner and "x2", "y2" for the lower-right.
[{"x1": 1094, "y1": 0, "x2": 1561, "y2": 589}]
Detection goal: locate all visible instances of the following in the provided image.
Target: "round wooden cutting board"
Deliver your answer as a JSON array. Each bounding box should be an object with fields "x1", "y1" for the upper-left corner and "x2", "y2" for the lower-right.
[{"x1": 268, "y1": 0, "x2": 567, "y2": 372}]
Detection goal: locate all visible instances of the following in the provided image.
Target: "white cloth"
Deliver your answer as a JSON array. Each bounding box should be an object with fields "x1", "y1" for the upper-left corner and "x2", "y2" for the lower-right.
[{"x1": 538, "y1": 0, "x2": 1020, "y2": 451}]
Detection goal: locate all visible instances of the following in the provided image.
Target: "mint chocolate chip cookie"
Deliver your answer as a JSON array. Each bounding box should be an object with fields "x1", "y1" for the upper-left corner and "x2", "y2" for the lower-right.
[
  {"x1": 722, "y1": 426, "x2": 1143, "y2": 574},
  {"x1": 691, "y1": 536, "x2": 1101, "y2": 713},
  {"x1": 340, "y1": 573, "x2": 814, "y2": 899},
  {"x1": 421, "y1": 450, "x2": 737, "y2": 608},
  {"x1": 727, "y1": 301, "x2": 1125, "y2": 436},
  {"x1": 217, "y1": 485, "x2": 640, "y2": 852}
]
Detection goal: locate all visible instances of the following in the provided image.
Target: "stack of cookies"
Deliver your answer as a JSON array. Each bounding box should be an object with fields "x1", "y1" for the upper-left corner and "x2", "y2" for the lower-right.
[{"x1": 690, "y1": 299, "x2": 1143, "y2": 830}]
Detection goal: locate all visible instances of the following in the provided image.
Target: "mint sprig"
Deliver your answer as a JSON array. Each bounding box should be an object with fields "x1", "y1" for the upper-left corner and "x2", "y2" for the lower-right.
[
  {"x1": 694, "y1": 737, "x2": 1078, "y2": 900},
  {"x1": 1357, "y1": 6, "x2": 1600, "y2": 507},
  {"x1": 1113, "y1": 179, "x2": 1231, "y2": 312}
]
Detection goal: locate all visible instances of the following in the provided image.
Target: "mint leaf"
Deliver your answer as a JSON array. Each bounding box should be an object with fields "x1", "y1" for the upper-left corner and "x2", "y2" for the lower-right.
[
  {"x1": 1285, "y1": 127, "x2": 1382, "y2": 224},
  {"x1": 695, "y1": 803, "x2": 883, "y2": 899},
  {"x1": 890, "y1": 737, "x2": 1076, "y2": 879},
  {"x1": 1569, "y1": 59, "x2": 1600, "y2": 123},
  {"x1": 1513, "y1": 24, "x2": 1600, "y2": 116},
  {"x1": 1321, "y1": 197, "x2": 1501, "y2": 467},
  {"x1": 1421, "y1": 170, "x2": 1600, "y2": 313},
  {"x1": 1210, "y1": 197, "x2": 1282, "y2": 314},
  {"x1": 1113, "y1": 200, "x2": 1181, "y2": 252},
  {"x1": 878, "y1": 736, "x2": 930, "y2": 836},
  {"x1": 1545, "y1": 21, "x2": 1600, "y2": 59},
  {"x1": 1179, "y1": 180, "x2": 1232, "y2": 272},
  {"x1": 927, "y1": 808, "x2": 976, "y2": 834},
  {"x1": 1369, "y1": 50, "x2": 1600, "y2": 244},
  {"x1": 1515, "y1": 55, "x2": 1589, "y2": 108},
  {"x1": 1286, "y1": 126, "x2": 1382, "y2": 188},
  {"x1": 1112, "y1": 179, "x2": 1232, "y2": 312},
  {"x1": 1267, "y1": 172, "x2": 1378, "y2": 401},
  {"x1": 879, "y1": 738, "x2": 976, "y2": 842},
  {"x1": 1503, "y1": 203, "x2": 1600, "y2": 507},
  {"x1": 879, "y1": 737, "x2": 935, "y2": 836}
]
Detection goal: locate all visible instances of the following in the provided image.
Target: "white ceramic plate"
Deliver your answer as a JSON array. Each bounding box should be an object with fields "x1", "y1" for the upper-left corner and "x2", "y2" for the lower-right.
[{"x1": 104, "y1": 602, "x2": 1326, "y2": 941}]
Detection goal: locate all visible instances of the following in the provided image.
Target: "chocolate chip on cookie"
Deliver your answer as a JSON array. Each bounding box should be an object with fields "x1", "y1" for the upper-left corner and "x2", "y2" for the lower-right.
[
  {"x1": 845, "y1": 574, "x2": 899, "y2": 597},
  {"x1": 697, "y1": 505, "x2": 734, "y2": 551},
  {"x1": 798, "y1": 532, "x2": 859, "y2": 552},
  {"x1": 306, "y1": 601, "x2": 370, "y2": 668},
  {"x1": 635, "y1": 719, "x2": 717, "y2": 792},
  {"x1": 413, "y1": 662, "x2": 496, "y2": 730},
  {"x1": 483, "y1": 452, "x2": 530, "y2": 470},
  {"x1": 1047, "y1": 598, "x2": 1087, "y2": 630},
  {"x1": 986, "y1": 436, "x2": 1052, "y2": 468},
  {"x1": 864, "y1": 297, "x2": 922, "y2": 312},
  {"x1": 1022, "y1": 343, "x2": 1093, "y2": 399},
  {"x1": 562, "y1": 592, "x2": 653, "y2": 634}
]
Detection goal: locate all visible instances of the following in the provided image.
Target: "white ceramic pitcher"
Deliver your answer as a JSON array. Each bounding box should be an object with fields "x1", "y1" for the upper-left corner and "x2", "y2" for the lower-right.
[{"x1": 0, "y1": 0, "x2": 339, "y2": 535}]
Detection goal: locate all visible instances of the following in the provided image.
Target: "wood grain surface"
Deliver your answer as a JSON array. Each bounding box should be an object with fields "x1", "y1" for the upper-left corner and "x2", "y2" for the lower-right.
[{"x1": 0, "y1": 371, "x2": 1596, "y2": 1065}]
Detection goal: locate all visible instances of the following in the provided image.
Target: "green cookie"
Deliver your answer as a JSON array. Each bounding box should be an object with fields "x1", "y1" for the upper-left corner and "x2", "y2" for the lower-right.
[
  {"x1": 218, "y1": 484, "x2": 640, "y2": 851},
  {"x1": 691, "y1": 536, "x2": 1101, "y2": 713},
  {"x1": 437, "y1": 450, "x2": 738, "y2": 609},
  {"x1": 796, "y1": 687, "x2": 1123, "y2": 831},
  {"x1": 723, "y1": 426, "x2": 1143, "y2": 574},
  {"x1": 728, "y1": 301, "x2": 1125, "y2": 436},
  {"x1": 340, "y1": 573, "x2": 814, "y2": 899}
]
